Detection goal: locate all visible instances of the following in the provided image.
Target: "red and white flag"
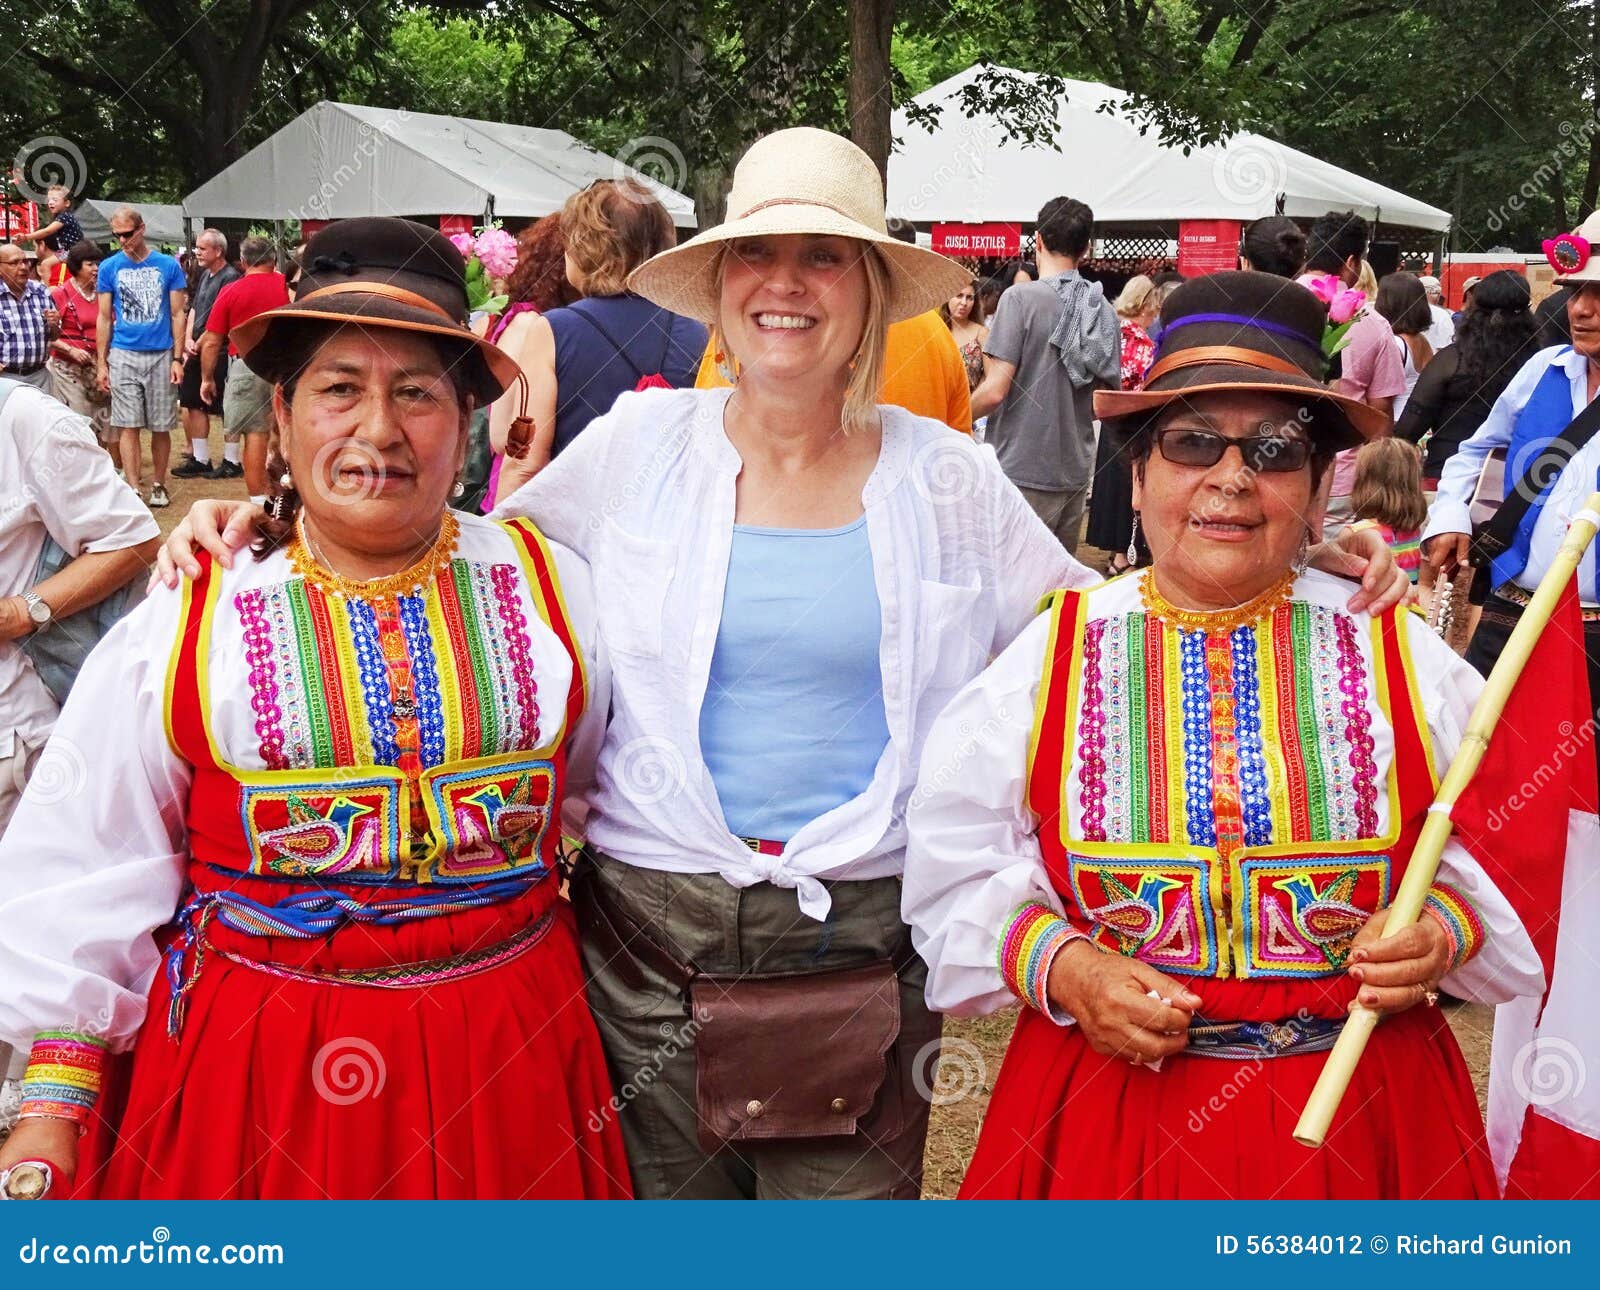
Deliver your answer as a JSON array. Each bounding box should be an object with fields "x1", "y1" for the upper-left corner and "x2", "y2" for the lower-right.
[{"x1": 1452, "y1": 576, "x2": 1600, "y2": 1197}]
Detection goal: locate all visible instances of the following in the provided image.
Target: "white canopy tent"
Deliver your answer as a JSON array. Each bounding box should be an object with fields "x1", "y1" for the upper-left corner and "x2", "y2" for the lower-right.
[
  {"x1": 888, "y1": 66, "x2": 1451, "y2": 233},
  {"x1": 184, "y1": 101, "x2": 696, "y2": 229},
  {"x1": 76, "y1": 200, "x2": 192, "y2": 248}
]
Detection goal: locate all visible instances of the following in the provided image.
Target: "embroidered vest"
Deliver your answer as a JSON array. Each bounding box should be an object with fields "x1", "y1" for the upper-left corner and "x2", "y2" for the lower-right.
[
  {"x1": 1496, "y1": 354, "x2": 1599, "y2": 586},
  {"x1": 164, "y1": 520, "x2": 586, "y2": 888},
  {"x1": 1025, "y1": 591, "x2": 1436, "y2": 980}
]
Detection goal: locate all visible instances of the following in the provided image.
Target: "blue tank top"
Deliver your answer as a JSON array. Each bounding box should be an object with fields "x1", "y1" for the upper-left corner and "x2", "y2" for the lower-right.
[
  {"x1": 699, "y1": 518, "x2": 890, "y2": 844},
  {"x1": 544, "y1": 294, "x2": 707, "y2": 456}
]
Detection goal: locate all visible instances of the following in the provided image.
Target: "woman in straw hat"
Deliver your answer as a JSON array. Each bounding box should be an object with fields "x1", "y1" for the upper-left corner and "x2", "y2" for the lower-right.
[
  {"x1": 0, "y1": 217, "x2": 631, "y2": 1199},
  {"x1": 154, "y1": 138, "x2": 1410, "y2": 1199},
  {"x1": 904, "y1": 271, "x2": 1543, "y2": 1199}
]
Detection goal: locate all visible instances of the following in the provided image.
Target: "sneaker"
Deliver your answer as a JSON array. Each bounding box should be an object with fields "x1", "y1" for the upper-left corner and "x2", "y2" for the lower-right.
[
  {"x1": 148, "y1": 483, "x2": 170, "y2": 508},
  {"x1": 207, "y1": 460, "x2": 244, "y2": 480},
  {"x1": 172, "y1": 456, "x2": 213, "y2": 478}
]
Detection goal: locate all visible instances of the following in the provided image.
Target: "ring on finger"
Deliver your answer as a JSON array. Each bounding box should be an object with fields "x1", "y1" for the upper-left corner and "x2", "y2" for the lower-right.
[{"x1": 1422, "y1": 983, "x2": 1440, "y2": 1008}]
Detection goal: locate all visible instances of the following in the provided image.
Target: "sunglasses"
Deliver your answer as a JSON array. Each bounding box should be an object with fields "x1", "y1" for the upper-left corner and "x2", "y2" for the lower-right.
[
  {"x1": 1156, "y1": 427, "x2": 1312, "y2": 474},
  {"x1": 112, "y1": 227, "x2": 141, "y2": 240}
]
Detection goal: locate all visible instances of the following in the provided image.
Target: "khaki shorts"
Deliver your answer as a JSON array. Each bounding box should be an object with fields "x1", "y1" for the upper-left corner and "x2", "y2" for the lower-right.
[
  {"x1": 109, "y1": 348, "x2": 178, "y2": 431},
  {"x1": 223, "y1": 360, "x2": 274, "y2": 437},
  {"x1": 48, "y1": 355, "x2": 114, "y2": 442}
]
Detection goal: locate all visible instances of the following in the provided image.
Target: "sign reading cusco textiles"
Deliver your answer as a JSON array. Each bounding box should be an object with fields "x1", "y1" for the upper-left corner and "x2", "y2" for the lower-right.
[
  {"x1": 931, "y1": 222, "x2": 1022, "y2": 257},
  {"x1": 1178, "y1": 220, "x2": 1242, "y2": 277}
]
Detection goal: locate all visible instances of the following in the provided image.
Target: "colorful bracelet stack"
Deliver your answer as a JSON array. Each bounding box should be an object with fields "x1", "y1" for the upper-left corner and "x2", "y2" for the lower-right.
[
  {"x1": 1422, "y1": 884, "x2": 1486, "y2": 971},
  {"x1": 19, "y1": 1031, "x2": 108, "y2": 1127},
  {"x1": 999, "y1": 902, "x2": 1083, "y2": 1016}
]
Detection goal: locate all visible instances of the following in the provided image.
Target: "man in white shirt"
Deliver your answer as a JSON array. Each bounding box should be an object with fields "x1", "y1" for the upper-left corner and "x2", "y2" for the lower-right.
[
  {"x1": 0, "y1": 378, "x2": 159, "y2": 1089},
  {"x1": 1419, "y1": 275, "x2": 1457, "y2": 351}
]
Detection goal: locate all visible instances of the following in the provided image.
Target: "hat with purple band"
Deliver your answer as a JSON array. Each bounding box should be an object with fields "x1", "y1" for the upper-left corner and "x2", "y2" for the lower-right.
[{"x1": 1093, "y1": 269, "x2": 1389, "y2": 448}]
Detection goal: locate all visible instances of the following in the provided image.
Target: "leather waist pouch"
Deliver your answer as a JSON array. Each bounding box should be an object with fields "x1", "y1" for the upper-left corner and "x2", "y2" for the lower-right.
[{"x1": 691, "y1": 959, "x2": 900, "y2": 1154}]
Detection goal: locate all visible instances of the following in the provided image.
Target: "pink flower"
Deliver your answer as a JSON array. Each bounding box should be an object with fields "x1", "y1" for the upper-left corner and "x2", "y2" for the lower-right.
[
  {"x1": 474, "y1": 227, "x2": 519, "y2": 279},
  {"x1": 1295, "y1": 272, "x2": 1365, "y2": 325},
  {"x1": 448, "y1": 231, "x2": 476, "y2": 257}
]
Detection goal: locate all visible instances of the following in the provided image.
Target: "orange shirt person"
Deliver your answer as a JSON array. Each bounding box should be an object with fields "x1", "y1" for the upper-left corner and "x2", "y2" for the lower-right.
[{"x1": 695, "y1": 308, "x2": 973, "y2": 433}]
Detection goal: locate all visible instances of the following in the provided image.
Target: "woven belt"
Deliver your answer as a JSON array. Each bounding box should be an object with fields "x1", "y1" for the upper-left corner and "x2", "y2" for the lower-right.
[
  {"x1": 1494, "y1": 581, "x2": 1600, "y2": 622},
  {"x1": 739, "y1": 836, "x2": 783, "y2": 857},
  {"x1": 211, "y1": 906, "x2": 557, "y2": 989},
  {"x1": 1185, "y1": 1015, "x2": 1345, "y2": 1060}
]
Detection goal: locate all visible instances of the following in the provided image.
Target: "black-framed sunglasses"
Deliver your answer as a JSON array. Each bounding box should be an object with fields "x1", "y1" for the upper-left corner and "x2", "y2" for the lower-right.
[
  {"x1": 112, "y1": 226, "x2": 140, "y2": 240},
  {"x1": 1156, "y1": 427, "x2": 1312, "y2": 474}
]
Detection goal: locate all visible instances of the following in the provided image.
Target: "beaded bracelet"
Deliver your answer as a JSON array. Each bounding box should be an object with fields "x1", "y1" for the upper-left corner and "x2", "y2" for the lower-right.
[
  {"x1": 19, "y1": 1031, "x2": 108, "y2": 1129},
  {"x1": 999, "y1": 902, "x2": 1084, "y2": 1018},
  {"x1": 1421, "y1": 884, "x2": 1486, "y2": 971}
]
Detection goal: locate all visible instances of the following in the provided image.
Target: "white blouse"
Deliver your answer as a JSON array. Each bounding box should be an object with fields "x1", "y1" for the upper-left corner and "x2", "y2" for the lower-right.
[
  {"x1": 903, "y1": 570, "x2": 1545, "y2": 1018},
  {"x1": 0, "y1": 515, "x2": 605, "y2": 1051},
  {"x1": 495, "y1": 386, "x2": 1092, "y2": 918}
]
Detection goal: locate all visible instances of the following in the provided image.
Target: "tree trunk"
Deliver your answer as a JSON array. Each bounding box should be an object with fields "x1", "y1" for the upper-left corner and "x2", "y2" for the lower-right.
[
  {"x1": 848, "y1": 0, "x2": 895, "y2": 184},
  {"x1": 1584, "y1": 0, "x2": 1600, "y2": 213}
]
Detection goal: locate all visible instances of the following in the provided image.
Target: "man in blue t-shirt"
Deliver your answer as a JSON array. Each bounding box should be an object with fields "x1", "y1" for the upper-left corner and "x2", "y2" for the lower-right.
[{"x1": 95, "y1": 207, "x2": 187, "y2": 507}]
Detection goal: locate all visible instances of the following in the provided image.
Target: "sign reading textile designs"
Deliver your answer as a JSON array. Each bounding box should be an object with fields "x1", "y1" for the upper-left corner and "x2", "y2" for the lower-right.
[{"x1": 1178, "y1": 220, "x2": 1243, "y2": 278}]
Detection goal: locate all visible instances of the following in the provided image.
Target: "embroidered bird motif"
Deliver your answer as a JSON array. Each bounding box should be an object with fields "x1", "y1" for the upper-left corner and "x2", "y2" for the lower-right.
[
  {"x1": 1273, "y1": 870, "x2": 1368, "y2": 964},
  {"x1": 463, "y1": 773, "x2": 546, "y2": 842},
  {"x1": 1087, "y1": 872, "x2": 1182, "y2": 953},
  {"x1": 258, "y1": 795, "x2": 378, "y2": 875}
]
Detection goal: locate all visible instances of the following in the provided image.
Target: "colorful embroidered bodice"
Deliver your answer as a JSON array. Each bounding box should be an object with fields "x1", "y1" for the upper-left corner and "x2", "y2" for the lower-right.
[
  {"x1": 1027, "y1": 582, "x2": 1436, "y2": 981},
  {"x1": 169, "y1": 519, "x2": 585, "y2": 888}
]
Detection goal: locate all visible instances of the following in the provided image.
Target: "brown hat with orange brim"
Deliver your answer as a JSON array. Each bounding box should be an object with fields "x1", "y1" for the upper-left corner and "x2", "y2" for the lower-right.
[
  {"x1": 1094, "y1": 269, "x2": 1388, "y2": 450},
  {"x1": 231, "y1": 216, "x2": 521, "y2": 404}
]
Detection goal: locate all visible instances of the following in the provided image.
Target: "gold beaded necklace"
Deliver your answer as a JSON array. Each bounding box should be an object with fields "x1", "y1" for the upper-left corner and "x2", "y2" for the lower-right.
[
  {"x1": 289, "y1": 512, "x2": 461, "y2": 602},
  {"x1": 1137, "y1": 566, "x2": 1296, "y2": 634}
]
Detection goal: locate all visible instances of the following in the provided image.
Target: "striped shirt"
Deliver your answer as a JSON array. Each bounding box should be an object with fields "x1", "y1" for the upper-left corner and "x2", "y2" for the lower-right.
[
  {"x1": 1379, "y1": 522, "x2": 1423, "y2": 583},
  {"x1": 0, "y1": 279, "x2": 52, "y2": 371}
]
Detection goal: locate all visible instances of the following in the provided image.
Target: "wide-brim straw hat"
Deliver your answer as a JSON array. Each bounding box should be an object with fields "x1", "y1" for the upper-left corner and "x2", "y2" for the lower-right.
[
  {"x1": 232, "y1": 216, "x2": 520, "y2": 403},
  {"x1": 1094, "y1": 269, "x2": 1388, "y2": 448},
  {"x1": 626, "y1": 127, "x2": 970, "y2": 325}
]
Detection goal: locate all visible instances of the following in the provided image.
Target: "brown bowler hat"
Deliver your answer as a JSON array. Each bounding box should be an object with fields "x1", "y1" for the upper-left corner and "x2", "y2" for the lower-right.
[
  {"x1": 1094, "y1": 269, "x2": 1389, "y2": 448},
  {"x1": 231, "y1": 216, "x2": 521, "y2": 404}
]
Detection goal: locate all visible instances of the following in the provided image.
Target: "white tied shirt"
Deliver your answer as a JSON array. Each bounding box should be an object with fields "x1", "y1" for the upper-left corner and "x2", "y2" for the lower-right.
[
  {"x1": 1424, "y1": 345, "x2": 1600, "y2": 601},
  {"x1": 0, "y1": 381, "x2": 159, "y2": 757},
  {"x1": 495, "y1": 386, "x2": 1091, "y2": 918}
]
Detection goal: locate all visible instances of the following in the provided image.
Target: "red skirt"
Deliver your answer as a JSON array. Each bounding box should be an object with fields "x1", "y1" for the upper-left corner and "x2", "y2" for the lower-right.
[
  {"x1": 74, "y1": 876, "x2": 632, "y2": 1199},
  {"x1": 961, "y1": 978, "x2": 1495, "y2": 1199}
]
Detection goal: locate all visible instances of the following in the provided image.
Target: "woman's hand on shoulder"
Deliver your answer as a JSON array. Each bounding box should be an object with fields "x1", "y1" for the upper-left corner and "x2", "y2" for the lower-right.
[
  {"x1": 1045, "y1": 939, "x2": 1202, "y2": 1065},
  {"x1": 151, "y1": 498, "x2": 258, "y2": 588},
  {"x1": 1311, "y1": 523, "x2": 1412, "y2": 615}
]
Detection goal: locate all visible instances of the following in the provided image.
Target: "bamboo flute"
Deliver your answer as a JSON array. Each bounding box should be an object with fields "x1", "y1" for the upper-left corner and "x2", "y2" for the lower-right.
[{"x1": 1294, "y1": 491, "x2": 1600, "y2": 1148}]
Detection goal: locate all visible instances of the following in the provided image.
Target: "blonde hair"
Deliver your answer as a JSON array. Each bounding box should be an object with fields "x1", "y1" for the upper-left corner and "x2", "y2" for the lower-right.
[
  {"x1": 707, "y1": 240, "x2": 890, "y2": 434},
  {"x1": 561, "y1": 179, "x2": 676, "y2": 297},
  {"x1": 1113, "y1": 274, "x2": 1158, "y2": 320},
  {"x1": 1351, "y1": 437, "x2": 1427, "y2": 532},
  {"x1": 1355, "y1": 259, "x2": 1378, "y2": 299}
]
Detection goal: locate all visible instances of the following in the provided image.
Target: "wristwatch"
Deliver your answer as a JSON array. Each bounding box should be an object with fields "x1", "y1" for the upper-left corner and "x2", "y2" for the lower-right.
[{"x1": 20, "y1": 591, "x2": 52, "y2": 630}]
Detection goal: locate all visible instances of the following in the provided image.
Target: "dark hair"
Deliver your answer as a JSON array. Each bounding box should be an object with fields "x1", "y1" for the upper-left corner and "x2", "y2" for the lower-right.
[
  {"x1": 1242, "y1": 216, "x2": 1307, "y2": 279},
  {"x1": 64, "y1": 241, "x2": 101, "y2": 275},
  {"x1": 938, "y1": 274, "x2": 985, "y2": 328},
  {"x1": 1533, "y1": 287, "x2": 1572, "y2": 350},
  {"x1": 1454, "y1": 270, "x2": 1538, "y2": 392},
  {"x1": 503, "y1": 214, "x2": 575, "y2": 314},
  {"x1": 1035, "y1": 197, "x2": 1093, "y2": 259},
  {"x1": 1305, "y1": 210, "x2": 1370, "y2": 275},
  {"x1": 251, "y1": 321, "x2": 475, "y2": 553},
  {"x1": 885, "y1": 217, "x2": 917, "y2": 245},
  {"x1": 1375, "y1": 273, "x2": 1432, "y2": 336}
]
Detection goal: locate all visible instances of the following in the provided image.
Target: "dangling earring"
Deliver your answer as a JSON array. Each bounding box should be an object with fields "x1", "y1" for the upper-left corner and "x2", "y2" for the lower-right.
[
  {"x1": 1293, "y1": 529, "x2": 1311, "y2": 577},
  {"x1": 279, "y1": 470, "x2": 293, "y2": 491},
  {"x1": 450, "y1": 472, "x2": 466, "y2": 500},
  {"x1": 1126, "y1": 514, "x2": 1141, "y2": 569}
]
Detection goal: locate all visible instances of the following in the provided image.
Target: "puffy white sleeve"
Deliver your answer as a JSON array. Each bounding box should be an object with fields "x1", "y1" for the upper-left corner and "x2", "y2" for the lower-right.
[
  {"x1": 987, "y1": 449, "x2": 1098, "y2": 652},
  {"x1": 0, "y1": 584, "x2": 193, "y2": 1051},
  {"x1": 904, "y1": 613, "x2": 1076, "y2": 1018},
  {"x1": 546, "y1": 538, "x2": 610, "y2": 837},
  {"x1": 1404, "y1": 614, "x2": 1545, "y2": 1003}
]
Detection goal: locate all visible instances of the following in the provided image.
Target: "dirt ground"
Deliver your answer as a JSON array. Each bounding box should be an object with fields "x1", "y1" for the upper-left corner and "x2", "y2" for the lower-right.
[{"x1": 127, "y1": 455, "x2": 1496, "y2": 1197}]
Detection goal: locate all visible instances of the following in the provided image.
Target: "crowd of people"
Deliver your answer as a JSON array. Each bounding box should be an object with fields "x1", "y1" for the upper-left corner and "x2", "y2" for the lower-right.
[{"x1": 0, "y1": 120, "x2": 1597, "y2": 1203}]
